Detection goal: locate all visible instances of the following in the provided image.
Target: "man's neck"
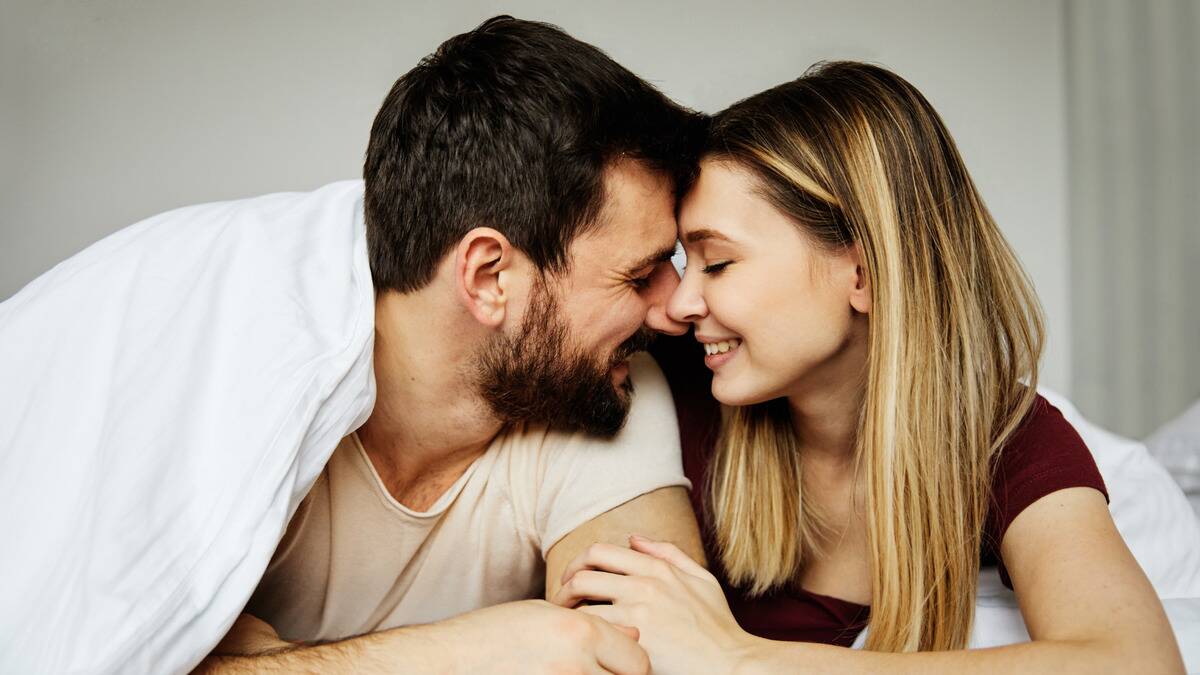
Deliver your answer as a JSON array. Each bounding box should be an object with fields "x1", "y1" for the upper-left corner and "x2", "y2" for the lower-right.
[{"x1": 356, "y1": 290, "x2": 503, "y2": 506}]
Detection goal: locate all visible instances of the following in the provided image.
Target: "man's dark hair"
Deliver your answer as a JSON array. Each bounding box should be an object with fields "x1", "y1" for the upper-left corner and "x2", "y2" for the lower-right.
[{"x1": 364, "y1": 15, "x2": 703, "y2": 293}]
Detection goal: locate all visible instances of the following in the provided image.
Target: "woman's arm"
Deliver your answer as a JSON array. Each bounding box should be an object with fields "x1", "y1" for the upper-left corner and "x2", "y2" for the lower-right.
[
  {"x1": 556, "y1": 488, "x2": 1184, "y2": 674},
  {"x1": 737, "y1": 487, "x2": 1183, "y2": 674}
]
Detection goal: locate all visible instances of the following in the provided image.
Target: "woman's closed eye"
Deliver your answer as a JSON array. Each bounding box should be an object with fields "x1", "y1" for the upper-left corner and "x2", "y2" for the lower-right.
[{"x1": 701, "y1": 260, "x2": 733, "y2": 275}]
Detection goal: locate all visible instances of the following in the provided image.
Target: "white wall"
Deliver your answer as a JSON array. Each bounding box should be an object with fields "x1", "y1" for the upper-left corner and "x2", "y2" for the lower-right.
[{"x1": 0, "y1": 0, "x2": 1072, "y2": 392}]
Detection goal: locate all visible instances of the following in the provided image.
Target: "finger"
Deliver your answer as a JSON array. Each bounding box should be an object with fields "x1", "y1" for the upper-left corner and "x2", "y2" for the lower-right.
[
  {"x1": 560, "y1": 542, "x2": 673, "y2": 586},
  {"x1": 613, "y1": 623, "x2": 640, "y2": 642},
  {"x1": 590, "y1": 616, "x2": 651, "y2": 675},
  {"x1": 629, "y1": 535, "x2": 710, "y2": 579},
  {"x1": 577, "y1": 604, "x2": 636, "y2": 639},
  {"x1": 553, "y1": 569, "x2": 640, "y2": 609}
]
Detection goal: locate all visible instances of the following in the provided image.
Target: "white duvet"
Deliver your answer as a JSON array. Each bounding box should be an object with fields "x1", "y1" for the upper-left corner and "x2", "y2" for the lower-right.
[{"x1": 0, "y1": 181, "x2": 376, "y2": 674}]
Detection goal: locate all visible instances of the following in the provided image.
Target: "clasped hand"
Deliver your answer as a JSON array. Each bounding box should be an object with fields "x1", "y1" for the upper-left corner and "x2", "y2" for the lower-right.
[{"x1": 552, "y1": 535, "x2": 759, "y2": 674}]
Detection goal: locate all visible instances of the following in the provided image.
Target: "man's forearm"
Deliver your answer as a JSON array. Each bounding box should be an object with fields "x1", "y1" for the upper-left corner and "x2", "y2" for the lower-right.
[{"x1": 193, "y1": 624, "x2": 449, "y2": 674}]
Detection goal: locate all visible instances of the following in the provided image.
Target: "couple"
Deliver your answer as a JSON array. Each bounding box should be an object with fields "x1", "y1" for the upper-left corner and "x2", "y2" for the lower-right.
[
  {"x1": 5, "y1": 14, "x2": 1180, "y2": 674},
  {"x1": 198, "y1": 16, "x2": 1180, "y2": 673}
]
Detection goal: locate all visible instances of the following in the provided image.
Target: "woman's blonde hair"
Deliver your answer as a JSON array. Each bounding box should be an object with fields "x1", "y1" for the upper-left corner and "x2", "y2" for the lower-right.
[{"x1": 703, "y1": 62, "x2": 1044, "y2": 651}]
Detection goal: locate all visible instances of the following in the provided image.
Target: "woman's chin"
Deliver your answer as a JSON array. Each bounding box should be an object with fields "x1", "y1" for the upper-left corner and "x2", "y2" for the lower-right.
[{"x1": 710, "y1": 376, "x2": 774, "y2": 408}]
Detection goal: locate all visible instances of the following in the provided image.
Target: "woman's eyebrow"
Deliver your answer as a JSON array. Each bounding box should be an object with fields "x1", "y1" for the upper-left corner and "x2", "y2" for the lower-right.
[{"x1": 684, "y1": 228, "x2": 734, "y2": 244}]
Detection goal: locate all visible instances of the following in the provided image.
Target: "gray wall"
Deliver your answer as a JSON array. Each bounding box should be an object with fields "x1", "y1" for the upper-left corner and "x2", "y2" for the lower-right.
[
  {"x1": 1066, "y1": 0, "x2": 1200, "y2": 437},
  {"x1": 0, "y1": 0, "x2": 1072, "y2": 392}
]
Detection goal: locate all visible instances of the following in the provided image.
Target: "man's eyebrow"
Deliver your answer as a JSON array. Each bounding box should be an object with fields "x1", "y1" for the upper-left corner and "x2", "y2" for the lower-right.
[
  {"x1": 684, "y1": 228, "x2": 732, "y2": 244},
  {"x1": 625, "y1": 244, "x2": 678, "y2": 275}
]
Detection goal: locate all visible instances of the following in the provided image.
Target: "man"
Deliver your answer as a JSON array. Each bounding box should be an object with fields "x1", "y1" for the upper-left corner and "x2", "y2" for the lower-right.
[{"x1": 191, "y1": 16, "x2": 707, "y2": 673}]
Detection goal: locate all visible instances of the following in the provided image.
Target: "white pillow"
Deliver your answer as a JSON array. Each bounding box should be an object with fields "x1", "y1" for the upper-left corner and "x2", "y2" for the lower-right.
[
  {"x1": 1146, "y1": 398, "x2": 1200, "y2": 513},
  {"x1": 0, "y1": 181, "x2": 376, "y2": 674}
]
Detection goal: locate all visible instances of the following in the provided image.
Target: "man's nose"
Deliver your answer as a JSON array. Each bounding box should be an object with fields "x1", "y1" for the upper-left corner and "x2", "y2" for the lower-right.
[{"x1": 643, "y1": 263, "x2": 689, "y2": 336}]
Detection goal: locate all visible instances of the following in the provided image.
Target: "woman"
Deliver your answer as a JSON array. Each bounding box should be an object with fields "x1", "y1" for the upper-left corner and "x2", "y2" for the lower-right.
[{"x1": 552, "y1": 62, "x2": 1183, "y2": 672}]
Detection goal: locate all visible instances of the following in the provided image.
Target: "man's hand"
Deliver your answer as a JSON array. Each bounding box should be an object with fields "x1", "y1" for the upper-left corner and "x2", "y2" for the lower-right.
[
  {"x1": 437, "y1": 599, "x2": 650, "y2": 674},
  {"x1": 195, "y1": 600, "x2": 649, "y2": 674},
  {"x1": 552, "y1": 538, "x2": 753, "y2": 675}
]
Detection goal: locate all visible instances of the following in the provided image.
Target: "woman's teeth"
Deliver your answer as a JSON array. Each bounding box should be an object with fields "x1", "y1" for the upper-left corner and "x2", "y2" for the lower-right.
[{"x1": 704, "y1": 339, "x2": 741, "y2": 355}]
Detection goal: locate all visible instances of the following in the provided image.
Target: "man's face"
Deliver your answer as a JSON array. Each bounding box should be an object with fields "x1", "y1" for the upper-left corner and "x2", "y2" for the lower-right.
[{"x1": 474, "y1": 159, "x2": 685, "y2": 436}]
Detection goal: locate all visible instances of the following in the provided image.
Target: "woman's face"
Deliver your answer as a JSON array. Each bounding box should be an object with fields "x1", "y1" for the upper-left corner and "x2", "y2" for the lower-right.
[{"x1": 667, "y1": 159, "x2": 868, "y2": 406}]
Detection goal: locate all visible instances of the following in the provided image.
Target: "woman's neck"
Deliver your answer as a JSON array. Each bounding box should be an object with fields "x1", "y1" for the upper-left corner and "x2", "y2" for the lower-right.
[{"x1": 786, "y1": 318, "x2": 869, "y2": 464}]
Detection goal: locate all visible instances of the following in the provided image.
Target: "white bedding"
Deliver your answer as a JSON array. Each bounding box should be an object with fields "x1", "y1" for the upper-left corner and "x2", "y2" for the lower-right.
[
  {"x1": 1147, "y1": 398, "x2": 1200, "y2": 515},
  {"x1": 0, "y1": 181, "x2": 376, "y2": 674}
]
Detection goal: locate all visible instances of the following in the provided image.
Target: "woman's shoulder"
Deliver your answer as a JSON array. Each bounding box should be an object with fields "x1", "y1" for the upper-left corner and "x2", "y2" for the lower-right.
[
  {"x1": 990, "y1": 394, "x2": 1109, "y2": 507},
  {"x1": 984, "y1": 393, "x2": 1110, "y2": 584}
]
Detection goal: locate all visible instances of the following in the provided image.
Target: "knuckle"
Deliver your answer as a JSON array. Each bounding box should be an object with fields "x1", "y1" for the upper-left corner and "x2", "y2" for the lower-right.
[
  {"x1": 556, "y1": 612, "x2": 595, "y2": 643},
  {"x1": 635, "y1": 578, "x2": 660, "y2": 599},
  {"x1": 563, "y1": 570, "x2": 591, "y2": 592}
]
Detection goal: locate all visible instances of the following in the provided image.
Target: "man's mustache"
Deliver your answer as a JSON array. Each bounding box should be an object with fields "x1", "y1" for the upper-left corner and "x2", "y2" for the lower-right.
[{"x1": 611, "y1": 327, "x2": 656, "y2": 366}]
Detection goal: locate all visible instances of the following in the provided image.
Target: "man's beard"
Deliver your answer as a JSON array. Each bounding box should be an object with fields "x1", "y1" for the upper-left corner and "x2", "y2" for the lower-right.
[{"x1": 473, "y1": 279, "x2": 655, "y2": 437}]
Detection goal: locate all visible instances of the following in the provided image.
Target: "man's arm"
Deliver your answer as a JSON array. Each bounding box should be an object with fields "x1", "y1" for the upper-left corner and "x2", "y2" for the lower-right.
[
  {"x1": 545, "y1": 486, "x2": 704, "y2": 600},
  {"x1": 193, "y1": 600, "x2": 650, "y2": 674},
  {"x1": 192, "y1": 487, "x2": 688, "y2": 675},
  {"x1": 193, "y1": 618, "x2": 430, "y2": 674}
]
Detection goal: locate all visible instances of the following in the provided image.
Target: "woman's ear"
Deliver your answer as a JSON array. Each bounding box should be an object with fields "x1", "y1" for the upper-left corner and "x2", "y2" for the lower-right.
[
  {"x1": 456, "y1": 227, "x2": 515, "y2": 328},
  {"x1": 847, "y1": 242, "x2": 872, "y2": 314}
]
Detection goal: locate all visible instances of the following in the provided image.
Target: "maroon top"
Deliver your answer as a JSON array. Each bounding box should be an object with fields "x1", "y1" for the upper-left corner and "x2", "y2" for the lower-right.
[{"x1": 649, "y1": 333, "x2": 1108, "y2": 647}]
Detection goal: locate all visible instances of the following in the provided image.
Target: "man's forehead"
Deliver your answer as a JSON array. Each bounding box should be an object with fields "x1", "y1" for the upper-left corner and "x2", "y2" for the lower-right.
[
  {"x1": 574, "y1": 211, "x2": 677, "y2": 267},
  {"x1": 576, "y1": 161, "x2": 679, "y2": 268}
]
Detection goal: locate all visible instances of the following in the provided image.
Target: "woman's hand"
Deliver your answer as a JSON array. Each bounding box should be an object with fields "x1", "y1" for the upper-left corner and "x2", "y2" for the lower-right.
[{"x1": 551, "y1": 535, "x2": 761, "y2": 674}]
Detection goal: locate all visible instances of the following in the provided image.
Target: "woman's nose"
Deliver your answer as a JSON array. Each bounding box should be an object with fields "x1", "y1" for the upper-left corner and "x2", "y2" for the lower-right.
[{"x1": 666, "y1": 266, "x2": 708, "y2": 325}]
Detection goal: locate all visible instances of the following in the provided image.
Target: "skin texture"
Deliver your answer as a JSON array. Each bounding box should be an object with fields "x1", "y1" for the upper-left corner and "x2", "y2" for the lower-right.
[
  {"x1": 195, "y1": 159, "x2": 700, "y2": 674},
  {"x1": 551, "y1": 160, "x2": 1184, "y2": 674}
]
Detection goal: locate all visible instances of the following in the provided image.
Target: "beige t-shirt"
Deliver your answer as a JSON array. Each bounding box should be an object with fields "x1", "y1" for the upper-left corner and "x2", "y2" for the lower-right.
[{"x1": 244, "y1": 353, "x2": 689, "y2": 642}]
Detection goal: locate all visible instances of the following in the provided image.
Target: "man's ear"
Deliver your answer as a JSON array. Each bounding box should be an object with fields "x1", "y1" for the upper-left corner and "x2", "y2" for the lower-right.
[
  {"x1": 456, "y1": 227, "x2": 516, "y2": 328},
  {"x1": 847, "y1": 242, "x2": 872, "y2": 315}
]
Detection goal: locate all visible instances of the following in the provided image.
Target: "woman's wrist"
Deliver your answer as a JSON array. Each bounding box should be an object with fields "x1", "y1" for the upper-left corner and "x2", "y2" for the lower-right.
[{"x1": 729, "y1": 632, "x2": 783, "y2": 674}]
